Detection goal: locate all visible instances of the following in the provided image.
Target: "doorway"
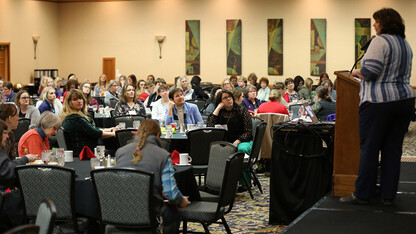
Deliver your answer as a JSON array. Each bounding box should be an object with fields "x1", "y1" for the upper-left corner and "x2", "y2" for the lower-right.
[
  {"x1": 0, "y1": 43, "x2": 10, "y2": 81},
  {"x1": 103, "y1": 57, "x2": 115, "y2": 82}
]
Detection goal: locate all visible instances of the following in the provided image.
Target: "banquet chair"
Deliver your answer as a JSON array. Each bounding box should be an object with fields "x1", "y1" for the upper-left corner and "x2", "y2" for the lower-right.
[
  {"x1": 186, "y1": 99, "x2": 206, "y2": 113},
  {"x1": 115, "y1": 129, "x2": 136, "y2": 148},
  {"x1": 15, "y1": 165, "x2": 88, "y2": 234},
  {"x1": 35, "y1": 200, "x2": 57, "y2": 234},
  {"x1": 255, "y1": 113, "x2": 289, "y2": 159},
  {"x1": 4, "y1": 224, "x2": 39, "y2": 234},
  {"x1": 251, "y1": 116, "x2": 264, "y2": 138},
  {"x1": 56, "y1": 128, "x2": 67, "y2": 150},
  {"x1": 109, "y1": 98, "x2": 118, "y2": 108},
  {"x1": 186, "y1": 128, "x2": 227, "y2": 185},
  {"x1": 199, "y1": 141, "x2": 237, "y2": 203},
  {"x1": 13, "y1": 118, "x2": 31, "y2": 142},
  {"x1": 91, "y1": 168, "x2": 156, "y2": 234},
  {"x1": 242, "y1": 121, "x2": 267, "y2": 199},
  {"x1": 180, "y1": 152, "x2": 244, "y2": 234}
]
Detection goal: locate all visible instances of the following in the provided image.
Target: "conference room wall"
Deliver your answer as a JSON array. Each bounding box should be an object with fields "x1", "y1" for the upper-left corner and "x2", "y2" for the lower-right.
[
  {"x1": 2, "y1": 0, "x2": 416, "y2": 86},
  {"x1": 0, "y1": 0, "x2": 60, "y2": 85}
]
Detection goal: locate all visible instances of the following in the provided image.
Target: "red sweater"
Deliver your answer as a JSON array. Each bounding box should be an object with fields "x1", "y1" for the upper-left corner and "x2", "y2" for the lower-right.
[
  {"x1": 18, "y1": 129, "x2": 50, "y2": 158},
  {"x1": 258, "y1": 101, "x2": 289, "y2": 116}
]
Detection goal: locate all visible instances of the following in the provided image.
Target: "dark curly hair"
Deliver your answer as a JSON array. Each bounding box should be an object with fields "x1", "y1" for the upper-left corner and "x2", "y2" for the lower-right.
[{"x1": 373, "y1": 8, "x2": 405, "y2": 38}]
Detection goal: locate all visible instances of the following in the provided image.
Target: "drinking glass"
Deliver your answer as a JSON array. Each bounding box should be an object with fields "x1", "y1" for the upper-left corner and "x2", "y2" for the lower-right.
[
  {"x1": 133, "y1": 120, "x2": 140, "y2": 129},
  {"x1": 46, "y1": 150, "x2": 57, "y2": 165},
  {"x1": 90, "y1": 158, "x2": 101, "y2": 170},
  {"x1": 197, "y1": 121, "x2": 204, "y2": 128},
  {"x1": 96, "y1": 145, "x2": 106, "y2": 165},
  {"x1": 119, "y1": 122, "x2": 126, "y2": 129},
  {"x1": 56, "y1": 148, "x2": 65, "y2": 166}
]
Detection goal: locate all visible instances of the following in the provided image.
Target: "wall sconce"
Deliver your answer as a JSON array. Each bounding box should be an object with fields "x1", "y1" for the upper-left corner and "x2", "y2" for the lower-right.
[
  {"x1": 32, "y1": 35, "x2": 40, "y2": 59},
  {"x1": 155, "y1": 35, "x2": 166, "y2": 59}
]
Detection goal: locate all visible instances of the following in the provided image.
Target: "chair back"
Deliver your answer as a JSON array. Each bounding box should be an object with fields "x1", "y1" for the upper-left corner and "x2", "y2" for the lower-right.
[
  {"x1": 35, "y1": 200, "x2": 57, "y2": 234},
  {"x1": 15, "y1": 165, "x2": 79, "y2": 232},
  {"x1": 115, "y1": 129, "x2": 136, "y2": 148},
  {"x1": 91, "y1": 168, "x2": 155, "y2": 230},
  {"x1": 251, "y1": 116, "x2": 263, "y2": 138},
  {"x1": 4, "y1": 224, "x2": 39, "y2": 234},
  {"x1": 109, "y1": 99, "x2": 118, "y2": 108},
  {"x1": 248, "y1": 122, "x2": 267, "y2": 166},
  {"x1": 205, "y1": 141, "x2": 237, "y2": 193},
  {"x1": 186, "y1": 99, "x2": 206, "y2": 112},
  {"x1": 186, "y1": 128, "x2": 227, "y2": 166},
  {"x1": 13, "y1": 118, "x2": 31, "y2": 142},
  {"x1": 217, "y1": 152, "x2": 244, "y2": 213},
  {"x1": 56, "y1": 128, "x2": 67, "y2": 150},
  {"x1": 255, "y1": 113, "x2": 288, "y2": 159}
]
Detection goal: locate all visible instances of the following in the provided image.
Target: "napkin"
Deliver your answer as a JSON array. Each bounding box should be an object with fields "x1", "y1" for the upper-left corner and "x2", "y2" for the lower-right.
[
  {"x1": 171, "y1": 150, "x2": 180, "y2": 165},
  {"x1": 79, "y1": 146, "x2": 97, "y2": 160}
]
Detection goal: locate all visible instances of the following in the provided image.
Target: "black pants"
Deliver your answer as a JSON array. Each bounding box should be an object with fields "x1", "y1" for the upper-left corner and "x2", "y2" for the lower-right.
[{"x1": 355, "y1": 98, "x2": 415, "y2": 200}]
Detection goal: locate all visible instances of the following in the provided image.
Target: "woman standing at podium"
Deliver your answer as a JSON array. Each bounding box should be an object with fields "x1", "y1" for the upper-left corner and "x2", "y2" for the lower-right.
[{"x1": 341, "y1": 8, "x2": 415, "y2": 205}]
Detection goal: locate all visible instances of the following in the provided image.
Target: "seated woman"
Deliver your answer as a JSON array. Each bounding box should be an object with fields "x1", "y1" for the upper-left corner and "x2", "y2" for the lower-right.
[
  {"x1": 15, "y1": 90, "x2": 40, "y2": 128},
  {"x1": 62, "y1": 90, "x2": 120, "y2": 157},
  {"x1": 273, "y1": 82, "x2": 289, "y2": 108},
  {"x1": 191, "y1": 76, "x2": 209, "y2": 100},
  {"x1": 248, "y1": 72, "x2": 261, "y2": 90},
  {"x1": 176, "y1": 76, "x2": 195, "y2": 101},
  {"x1": 207, "y1": 90, "x2": 252, "y2": 153},
  {"x1": 0, "y1": 119, "x2": 37, "y2": 192},
  {"x1": 93, "y1": 74, "x2": 108, "y2": 96},
  {"x1": 204, "y1": 86, "x2": 222, "y2": 115},
  {"x1": 63, "y1": 79, "x2": 79, "y2": 101},
  {"x1": 115, "y1": 119, "x2": 189, "y2": 232},
  {"x1": 104, "y1": 80, "x2": 120, "y2": 107},
  {"x1": 258, "y1": 89, "x2": 289, "y2": 115},
  {"x1": 232, "y1": 88, "x2": 244, "y2": 105},
  {"x1": 317, "y1": 72, "x2": 329, "y2": 86},
  {"x1": 37, "y1": 87, "x2": 63, "y2": 116},
  {"x1": 151, "y1": 85, "x2": 170, "y2": 124},
  {"x1": 18, "y1": 112, "x2": 61, "y2": 158},
  {"x1": 54, "y1": 77, "x2": 63, "y2": 99},
  {"x1": 114, "y1": 84, "x2": 146, "y2": 117},
  {"x1": 138, "y1": 80, "x2": 155, "y2": 101},
  {"x1": 165, "y1": 88, "x2": 202, "y2": 126},
  {"x1": 80, "y1": 82, "x2": 99, "y2": 111},
  {"x1": 221, "y1": 78, "x2": 235, "y2": 92},
  {"x1": 283, "y1": 77, "x2": 302, "y2": 103},
  {"x1": 256, "y1": 77, "x2": 270, "y2": 102},
  {"x1": 297, "y1": 77, "x2": 313, "y2": 102},
  {"x1": 322, "y1": 79, "x2": 337, "y2": 101},
  {"x1": 311, "y1": 86, "x2": 336, "y2": 121},
  {"x1": 0, "y1": 103, "x2": 20, "y2": 160},
  {"x1": 241, "y1": 85, "x2": 262, "y2": 113}
]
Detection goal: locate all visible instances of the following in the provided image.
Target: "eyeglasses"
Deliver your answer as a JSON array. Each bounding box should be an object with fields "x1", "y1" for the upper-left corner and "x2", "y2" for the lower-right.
[
  {"x1": 248, "y1": 91, "x2": 256, "y2": 93},
  {"x1": 222, "y1": 96, "x2": 232, "y2": 100},
  {"x1": 20, "y1": 97, "x2": 30, "y2": 100},
  {"x1": 84, "y1": 86, "x2": 91, "y2": 89}
]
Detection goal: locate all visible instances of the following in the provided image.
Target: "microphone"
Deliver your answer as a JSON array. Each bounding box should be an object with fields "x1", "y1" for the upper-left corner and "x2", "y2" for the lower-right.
[
  {"x1": 361, "y1": 35, "x2": 376, "y2": 51},
  {"x1": 350, "y1": 35, "x2": 376, "y2": 73}
]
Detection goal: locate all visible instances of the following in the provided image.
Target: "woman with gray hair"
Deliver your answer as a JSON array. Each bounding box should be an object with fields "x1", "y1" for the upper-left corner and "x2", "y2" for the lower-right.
[
  {"x1": 104, "y1": 80, "x2": 120, "y2": 106},
  {"x1": 17, "y1": 111, "x2": 61, "y2": 157}
]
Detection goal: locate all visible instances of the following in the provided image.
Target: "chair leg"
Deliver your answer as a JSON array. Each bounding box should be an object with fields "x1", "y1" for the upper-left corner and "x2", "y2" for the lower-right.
[
  {"x1": 221, "y1": 217, "x2": 231, "y2": 234},
  {"x1": 251, "y1": 169, "x2": 263, "y2": 194},
  {"x1": 183, "y1": 220, "x2": 187, "y2": 234},
  {"x1": 242, "y1": 175, "x2": 254, "y2": 199},
  {"x1": 202, "y1": 223, "x2": 210, "y2": 233}
]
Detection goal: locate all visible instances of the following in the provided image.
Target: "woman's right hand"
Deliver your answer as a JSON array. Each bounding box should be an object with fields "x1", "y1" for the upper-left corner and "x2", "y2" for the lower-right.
[{"x1": 25, "y1": 154, "x2": 39, "y2": 162}]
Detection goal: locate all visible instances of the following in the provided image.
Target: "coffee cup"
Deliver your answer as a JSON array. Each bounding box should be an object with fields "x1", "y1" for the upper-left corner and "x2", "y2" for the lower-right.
[
  {"x1": 64, "y1": 150, "x2": 74, "y2": 162},
  {"x1": 179, "y1": 153, "x2": 192, "y2": 165}
]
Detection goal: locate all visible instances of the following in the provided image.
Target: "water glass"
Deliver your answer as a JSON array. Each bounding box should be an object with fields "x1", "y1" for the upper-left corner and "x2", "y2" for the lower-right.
[
  {"x1": 197, "y1": 121, "x2": 204, "y2": 128},
  {"x1": 119, "y1": 122, "x2": 126, "y2": 129},
  {"x1": 90, "y1": 158, "x2": 101, "y2": 170},
  {"x1": 56, "y1": 148, "x2": 65, "y2": 166},
  {"x1": 133, "y1": 120, "x2": 140, "y2": 129},
  {"x1": 96, "y1": 145, "x2": 106, "y2": 159}
]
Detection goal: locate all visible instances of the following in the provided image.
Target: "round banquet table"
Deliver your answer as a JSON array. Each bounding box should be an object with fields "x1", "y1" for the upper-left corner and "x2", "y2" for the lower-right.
[
  {"x1": 65, "y1": 158, "x2": 200, "y2": 219},
  {"x1": 160, "y1": 132, "x2": 188, "y2": 153}
]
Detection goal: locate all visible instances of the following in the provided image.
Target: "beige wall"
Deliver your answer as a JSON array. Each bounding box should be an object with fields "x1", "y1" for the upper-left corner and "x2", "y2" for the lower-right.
[{"x1": 2, "y1": 0, "x2": 416, "y2": 85}]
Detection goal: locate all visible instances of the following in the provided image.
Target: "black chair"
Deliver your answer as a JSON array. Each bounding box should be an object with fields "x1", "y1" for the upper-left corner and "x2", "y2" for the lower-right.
[
  {"x1": 4, "y1": 224, "x2": 39, "y2": 234},
  {"x1": 180, "y1": 152, "x2": 245, "y2": 234},
  {"x1": 243, "y1": 121, "x2": 267, "y2": 199},
  {"x1": 35, "y1": 200, "x2": 56, "y2": 234},
  {"x1": 91, "y1": 168, "x2": 156, "y2": 234},
  {"x1": 13, "y1": 118, "x2": 31, "y2": 142},
  {"x1": 95, "y1": 96, "x2": 105, "y2": 106},
  {"x1": 200, "y1": 141, "x2": 237, "y2": 202},
  {"x1": 186, "y1": 128, "x2": 227, "y2": 185},
  {"x1": 115, "y1": 129, "x2": 136, "y2": 148},
  {"x1": 113, "y1": 115, "x2": 146, "y2": 128},
  {"x1": 56, "y1": 128, "x2": 67, "y2": 150},
  {"x1": 109, "y1": 98, "x2": 118, "y2": 108},
  {"x1": 186, "y1": 99, "x2": 206, "y2": 113},
  {"x1": 16, "y1": 165, "x2": 87, "y2": 233}
]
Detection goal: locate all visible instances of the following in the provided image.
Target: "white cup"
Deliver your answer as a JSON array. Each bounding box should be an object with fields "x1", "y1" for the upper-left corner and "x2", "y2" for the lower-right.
[
  {"x1": 64, "y1": 150, "x2": 74, "y2": 162},
  {"x1": 179, "y1": 153, "x2": 192, "y2": 165},
  {"x1": 119, "y1": 122, "x2": 126, "y2": 129}
]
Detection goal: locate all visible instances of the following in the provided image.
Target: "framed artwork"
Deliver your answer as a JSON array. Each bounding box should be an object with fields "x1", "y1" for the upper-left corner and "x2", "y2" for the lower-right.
[
  {"x1": 268, "y1": 19, "x2": 283, "y2": 75},
  {"x1": 355, "y1": 18, "x2": 371, "y2": 69},
  {"x1": 310, "y1": 19, "x2": 326, "y2": 76},
  {"x1": 186, "y1": 20, "x2": 200, "y2": 75},
  {"x1": 226, "y1": 19, "x2": 242, "y2": 75}
]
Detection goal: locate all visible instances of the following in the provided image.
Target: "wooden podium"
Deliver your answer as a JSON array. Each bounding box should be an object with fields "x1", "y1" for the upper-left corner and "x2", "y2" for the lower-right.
[{"x1": 333, "y1": 71, "x2": 361, "y2": 196}]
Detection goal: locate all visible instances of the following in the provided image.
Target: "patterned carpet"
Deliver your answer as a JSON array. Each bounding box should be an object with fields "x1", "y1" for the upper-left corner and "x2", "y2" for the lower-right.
[{"x1": 183, "y1": 121, "x2": 416, "y2": 233}]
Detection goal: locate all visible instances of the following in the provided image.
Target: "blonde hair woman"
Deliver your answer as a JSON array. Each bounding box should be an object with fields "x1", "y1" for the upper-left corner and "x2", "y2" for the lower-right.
[
  {"x1": 176, "y1": 76, "x2": 195, "y2": 100},
  {"x1": 54, "y1": 77, "x2": 64, "y2": 98},
  {"x1": 37, "y1": 86, "x2": 63, "y2": 116},
  {"x1": 94, "y1": 74, "x2": 108, "y2": 96},
  {"x1": 257, "y1": 89, "x2": 289, "y2": 115},
  {"x1": 61, "y1": 89, "x2": 119, "y2": 157},
  {"x1": 221, "y1": 78, "x2": 235, "y2": 92},
  {"x1": 115, "y1": 119, "x2": 189, "y2": 233}
]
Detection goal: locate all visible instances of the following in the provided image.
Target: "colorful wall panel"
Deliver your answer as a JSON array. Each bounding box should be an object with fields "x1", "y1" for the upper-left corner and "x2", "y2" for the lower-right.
[
  {"x1": 310, "y1": 19, "x2": 326, "y2": 76},
  {"x1": 226, "y1": 19, "x2": 242, "y2": 75},
  {"x1": 186, "y1": 20, "x2": 200, "y2": 75},
  {"x1": 268, "y1": 19, "x2": 283, "y2": 75}
]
